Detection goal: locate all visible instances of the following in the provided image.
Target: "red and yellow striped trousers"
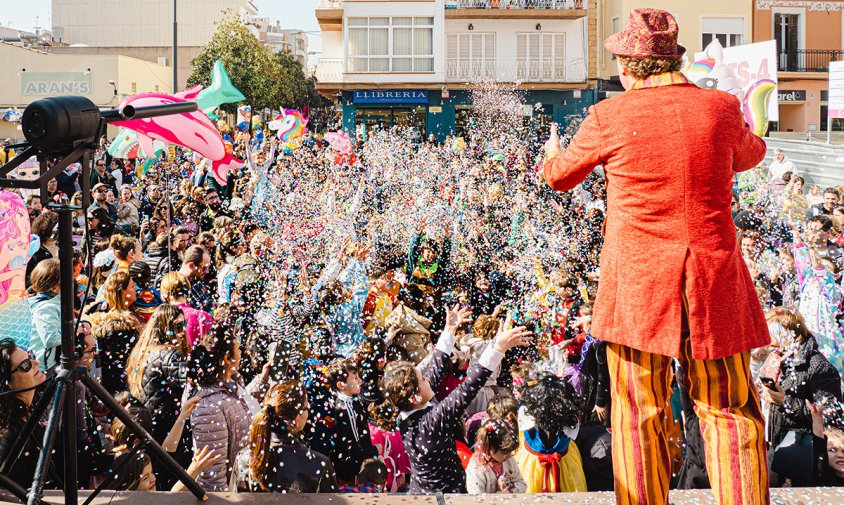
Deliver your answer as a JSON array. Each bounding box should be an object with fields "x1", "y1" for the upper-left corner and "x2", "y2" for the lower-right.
[{"x1": 607, "y1": 338, "x2": 769, "y2": 505}]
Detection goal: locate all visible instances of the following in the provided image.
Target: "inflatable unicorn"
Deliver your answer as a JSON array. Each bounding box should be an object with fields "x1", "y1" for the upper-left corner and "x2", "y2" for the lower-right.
[{"x1": 268, "y1": 109, "x2": 309, "y2": 142}]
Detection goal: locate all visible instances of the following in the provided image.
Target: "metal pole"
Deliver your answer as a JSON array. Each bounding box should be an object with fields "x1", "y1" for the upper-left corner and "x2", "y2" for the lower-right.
[
  {"x1": 173, "y1": 0, "x2": 178, "y2": 92},
  {"x1": 57, "y1": 203, "x2": 78, "y2": 505}
]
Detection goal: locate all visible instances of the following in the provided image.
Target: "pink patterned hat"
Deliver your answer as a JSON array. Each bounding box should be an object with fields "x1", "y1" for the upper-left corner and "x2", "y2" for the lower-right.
[{"x1": 604, "y1": 8, "x2": 686, "y2": 59}]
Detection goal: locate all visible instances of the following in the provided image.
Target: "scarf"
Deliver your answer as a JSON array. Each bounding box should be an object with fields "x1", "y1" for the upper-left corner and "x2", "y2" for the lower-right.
[{"x1": 523, "y1": 428, "x2": 571, "y2": 493}]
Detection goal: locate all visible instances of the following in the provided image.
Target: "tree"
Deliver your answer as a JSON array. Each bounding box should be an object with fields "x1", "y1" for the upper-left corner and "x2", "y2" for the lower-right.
[
  {"x1": 270, "y1": 50, "x2": 309, "y2": 109},
  {"x1": 189, "y1": 10, "x2": 279, "y2": 112}
]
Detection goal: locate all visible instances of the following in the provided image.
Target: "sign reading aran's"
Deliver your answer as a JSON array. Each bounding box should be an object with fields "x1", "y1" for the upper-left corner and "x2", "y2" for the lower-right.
[{"x1": 353, "y1": 90, "x2": 429, "y2": 104}]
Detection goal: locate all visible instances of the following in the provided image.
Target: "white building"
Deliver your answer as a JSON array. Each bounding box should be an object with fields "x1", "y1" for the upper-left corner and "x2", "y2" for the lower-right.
[
  {"x1": 252, "y1": 18, "x2": 310, "y2": 69},
  {"x1": 50, "y1": 0, "x2": 259, "y2": 89},
  {"x1": 315, "y1": 0, "x2": 594, "y2": 139}
]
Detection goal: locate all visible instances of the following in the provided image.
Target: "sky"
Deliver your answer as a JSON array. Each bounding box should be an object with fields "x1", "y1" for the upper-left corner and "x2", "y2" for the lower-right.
[{"x1": 1, "y1": 0, "x2": 322, "y2": 63}]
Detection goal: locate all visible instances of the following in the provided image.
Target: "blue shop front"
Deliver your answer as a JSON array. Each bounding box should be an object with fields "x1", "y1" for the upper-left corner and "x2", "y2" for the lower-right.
[{"x1": 341, "y1": 88, "x2": 597, "y2": 142}]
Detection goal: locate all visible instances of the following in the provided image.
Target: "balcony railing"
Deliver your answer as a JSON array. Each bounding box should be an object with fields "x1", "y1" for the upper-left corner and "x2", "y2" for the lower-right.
[
  {"x1": 316, "y1": 58, "x2": 587, "y2": 84},
  {"x1": 778, "y1": 49, "x2": 844, "y2": 72},
  {"x1": 446, "y1": 0, "x2": 585, "y2": 9},
  {"x1": 315, "y1": 59, "x2": 344, "y2": 84},
  {"x1": 446, "y1": 58, "x2": 586, "y2": 83}
]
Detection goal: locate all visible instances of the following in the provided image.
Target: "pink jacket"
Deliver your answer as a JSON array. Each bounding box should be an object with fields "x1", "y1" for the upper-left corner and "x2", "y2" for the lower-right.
[{"x1": 177, "y1": 302, "x2": 212, "y2": 347}]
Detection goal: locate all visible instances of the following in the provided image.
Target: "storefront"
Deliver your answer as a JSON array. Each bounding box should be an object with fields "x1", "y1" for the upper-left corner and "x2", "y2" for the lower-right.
[{"x1": 341, "y1": 88, "x2": 596, "y2": 142}]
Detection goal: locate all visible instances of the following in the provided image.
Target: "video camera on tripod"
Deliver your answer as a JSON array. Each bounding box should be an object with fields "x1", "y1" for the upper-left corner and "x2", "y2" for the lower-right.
[{"x1": 0, "y1": 96, "x2": 206, "y2": 505}]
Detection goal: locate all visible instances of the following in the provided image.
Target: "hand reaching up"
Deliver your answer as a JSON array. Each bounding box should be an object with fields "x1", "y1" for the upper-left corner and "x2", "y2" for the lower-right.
[
  {"x1": 445, "y1": 304, "x2": 472, "y2": 333},
  {"x1": 493, "y1": 313, "x2": 533, "y2": 353}
]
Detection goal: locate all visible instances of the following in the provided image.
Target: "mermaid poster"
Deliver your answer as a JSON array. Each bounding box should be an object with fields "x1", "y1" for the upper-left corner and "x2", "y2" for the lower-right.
[{"x1": 0, "y1": 189, "x2": 38, "y2": 349}]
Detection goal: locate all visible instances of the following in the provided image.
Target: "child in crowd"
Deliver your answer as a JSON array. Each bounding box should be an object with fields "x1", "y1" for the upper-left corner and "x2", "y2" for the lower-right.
[
  {"x1": 324, "y1": 358, "x2": 378, "y2": 485},
  {"x1": 338, "y1": 458, "x2": 389, "y2": 493},
  {"x1": 466, "y1": 418, "x2": 526, "y2": 494},
  {"x1": 374, "y1": 306, "x2": 532, "y2": 493},
  {"x1": 515, "y1": 373, "x2": 588, "y2": 493}
]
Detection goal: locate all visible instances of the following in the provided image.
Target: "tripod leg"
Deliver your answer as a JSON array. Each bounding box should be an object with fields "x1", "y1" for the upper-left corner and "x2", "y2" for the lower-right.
[
  {"x1": 27, "y1": 379, "x2": 66, "y2": 505},
  {"x1": 0, "y1": 379, "x2": 57, "y2": 474},
  {"x1": 0, "y1": 471, "x2": 29, "y2": 503},
  {"x1": 80, "y1": 373, "x2": 206, "y2": 499}
]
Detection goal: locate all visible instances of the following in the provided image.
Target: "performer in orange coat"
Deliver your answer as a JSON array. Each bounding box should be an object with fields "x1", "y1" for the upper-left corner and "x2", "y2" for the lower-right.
[{"x1": 543, "y1": 9, "x2": 770, "y2": 505}]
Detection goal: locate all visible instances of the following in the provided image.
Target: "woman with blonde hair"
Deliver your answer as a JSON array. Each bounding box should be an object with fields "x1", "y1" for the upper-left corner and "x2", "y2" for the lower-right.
[
  {"x1": 160, "y1": 272, "x2": 212, "y2": 347},
  {"x1": 89, "y1": 270, "x2": 141, "y2": 394},
  {"x1": 125, "y1": 303, "x2": 193, "y2": 488}
]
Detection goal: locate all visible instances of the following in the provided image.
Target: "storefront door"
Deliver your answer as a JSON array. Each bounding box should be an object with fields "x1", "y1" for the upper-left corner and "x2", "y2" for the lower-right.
[{"x1": 356, "y1": 106, "x2": 427, "y2": 138}]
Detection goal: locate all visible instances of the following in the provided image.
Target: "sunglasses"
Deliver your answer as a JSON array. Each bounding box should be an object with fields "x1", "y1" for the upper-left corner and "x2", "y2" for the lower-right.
[{"x1": 12, "y1": 350, "x2": 36, "y2": 374}]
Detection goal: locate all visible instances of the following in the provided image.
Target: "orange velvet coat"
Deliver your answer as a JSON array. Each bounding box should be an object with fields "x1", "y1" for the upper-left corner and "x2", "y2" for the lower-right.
[{"x1": 544, "y1": 82, "x2": 770, "y2": 360}]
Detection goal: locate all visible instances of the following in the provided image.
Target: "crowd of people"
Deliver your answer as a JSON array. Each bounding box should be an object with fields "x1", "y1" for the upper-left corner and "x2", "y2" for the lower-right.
[{"x1": 1, "y1": 84, "x2": 844, "y2": 498}]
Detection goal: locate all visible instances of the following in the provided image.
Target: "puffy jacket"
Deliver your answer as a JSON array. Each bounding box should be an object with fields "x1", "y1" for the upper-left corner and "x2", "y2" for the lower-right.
[
  {"x1": 137, "y1": 348, "x2": 188, "y2": 443},
  {"x1": 144, "y1": 247, "x2": 180, "y2": 287},
  {"x1": 190, "y1": 376, "x2": 266, "y2": 491},
  {"x1": 89, "y1": 310, "x2": 141, "y2": 395},
  {"x1": 27, "y1": 293, "x2": 62, "y2": 371}
]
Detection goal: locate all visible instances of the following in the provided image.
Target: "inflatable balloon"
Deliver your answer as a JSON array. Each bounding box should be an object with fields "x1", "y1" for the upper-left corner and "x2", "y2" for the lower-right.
[
  {"x1": 237, "y1": 106, "x2": 252, "y2": 132},
  {"x1": 197, "y1": 60, "x2": 245, "y2": 113},
  {"x1": 451, "y1": 137, "x2": 467, "y2": 152},
  {"x1": 743, "y1": 80, "x2": 777, "y2": 137},
  {"x1": 108, "y1": 128, "x2": 166, "y2": 160},
  {"x1": 2, "y1": 107, "x2": 22, "y2": 123},
  {"x1": 324, "y1": 131, "x2": 353, "y2": 155},
  {"x1": 0, "y1": 190, "x2": 38, "y2": 349},
  {"x1": 112, "y1": 87, "x2": 244, "y2": 185},
  {"x1": 268, "y1": 109, "x2": 309, "y2": 142}
]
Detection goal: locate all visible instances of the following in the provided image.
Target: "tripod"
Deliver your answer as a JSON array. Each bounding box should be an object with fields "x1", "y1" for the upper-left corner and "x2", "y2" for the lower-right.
[{"x1": 0, "y1": 98, "x2": 206, "y2": 504}]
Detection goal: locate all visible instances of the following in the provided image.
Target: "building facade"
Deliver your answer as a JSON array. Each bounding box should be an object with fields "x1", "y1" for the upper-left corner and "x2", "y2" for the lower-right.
[
  {"x1": 50, "y1": 0, "x2": 259, "y2": 89},
  {"x1": 598, "y1": 0, "x2": 754, "y2": 82},
  {"x1": 0, "y1": 42, "x2": 171, "y2": 140},
  {"x1": 250, "y1": 18, "x2": 310, "y2": 68},
  {"x1": 753, "y1": 0, "x2": 844, "y2": 134},
  {"x1": 315, "y1": 0, "x2": 597, "y2": 140}
]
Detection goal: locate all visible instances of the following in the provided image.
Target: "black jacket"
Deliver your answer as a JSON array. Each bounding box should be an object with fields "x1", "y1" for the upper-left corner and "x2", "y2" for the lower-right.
[
  {"x1": 89, "y1": 311, "x2": 141, "y2": 395},
  {"x1": 138, "y1": 348, "x2": 188, "y2": 443},
  {"x1": 145, "y1": 247, "x2": 180, "y2": 288},
  {"x1": 255, "y1": 435, "x2": 337, "y2": 493},
  {"x1": 328, "y1": 393, "x2": 378, "y2": 483},
  {"x1": 398, "y1": 349, "x2": 493, "y2": 494},
  {"x1": 768, "y1": 337, "x2": 843, "y2": 447}
]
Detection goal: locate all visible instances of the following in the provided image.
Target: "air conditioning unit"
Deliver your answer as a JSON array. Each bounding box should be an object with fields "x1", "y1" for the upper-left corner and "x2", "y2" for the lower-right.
[{"x1": 157, "y1": 57, "x2": 169, "y2": 66}]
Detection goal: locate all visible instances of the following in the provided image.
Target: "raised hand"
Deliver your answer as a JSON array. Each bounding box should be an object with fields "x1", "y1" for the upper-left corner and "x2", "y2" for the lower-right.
[
  {"x1": 445, "y1": 303, "x2": 472, "y2": 333},
  {"x1": 493, "y1": 313, "x2": 533, "y2": 353}
]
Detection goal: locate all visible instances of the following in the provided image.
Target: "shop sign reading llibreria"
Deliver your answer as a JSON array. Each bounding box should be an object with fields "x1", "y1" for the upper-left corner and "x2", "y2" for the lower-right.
[{"x1": 353, "y1": 90, "x2": 429, "y2": 104}]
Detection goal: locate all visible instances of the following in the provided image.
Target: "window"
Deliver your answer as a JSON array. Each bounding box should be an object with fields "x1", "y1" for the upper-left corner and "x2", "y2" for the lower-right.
[
  {"x1": 773, "y1": 12, "x2": 801, "y2": 71},
  {"x1": 131, "y1": 82, "x2": 137, "y2": 93},
  {"x1": 701, "y1": 17, "x2": 744, "y2": 48},
  {"x1": 611, "y1": 17, "x2": 620, "y2": 60},
  {"x1": 347, "y1": 16, "x2": 434, "y2": 72},
  {"x1": 516, "y1": 33, "x2": 565, "y2": 82},
  {"x1": 447, "y1": 33, "x2": 495, "y2": 81}
]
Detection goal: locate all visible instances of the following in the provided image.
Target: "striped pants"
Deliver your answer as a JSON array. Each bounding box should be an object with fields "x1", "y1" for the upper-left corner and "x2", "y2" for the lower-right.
[{"x1": 607, "y1": 338, "x2": 769, "y2": 505}]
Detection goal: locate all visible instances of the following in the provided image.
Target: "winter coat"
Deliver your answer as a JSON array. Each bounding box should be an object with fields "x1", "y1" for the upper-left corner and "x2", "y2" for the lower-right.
[
  {"x1": 543, "y1": 75, "x2": 769, "y2": 359},
  {"x1": 465, "y1": 455, "x2": 527, "y2": 494},
  {"x1": 27, "y1": 293, "x2": 62, "y2": 371},
  {"x1": 767, "y1": 336, "x2": 843, "y2": 447},
  {"x1": 136, "y1": 348, "x2": 188, "y2": 443},
  {"x1": 385, "y1": 304, "x2": 432, "y2": 364},
  {"x1": 145, "y1": 247, "x2": 180, "y2": 288},
  {"x1": 398, "y1": 339, "x2": 501, "y2": 494},
  {"x1": 89, "y1": 310, "x2": 141, "y2": 395},
  {"x1": 190, "y1": 376, "x2": 265, "y2": 491}
]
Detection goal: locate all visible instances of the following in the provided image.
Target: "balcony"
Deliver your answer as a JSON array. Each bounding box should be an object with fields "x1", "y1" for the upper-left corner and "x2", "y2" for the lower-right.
[
  {"x1": 446, "y1": 58, "x2": 586, "y2": 83},
  {"x1": 315, "y1": 0, "x2": 343, "y2": 31},
  {"x1": 445, "y1": 0, "x2": 587, "y2": 19},
  {"x1": 778, "y1": 49, "x2": 844, "y2": 73}
]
